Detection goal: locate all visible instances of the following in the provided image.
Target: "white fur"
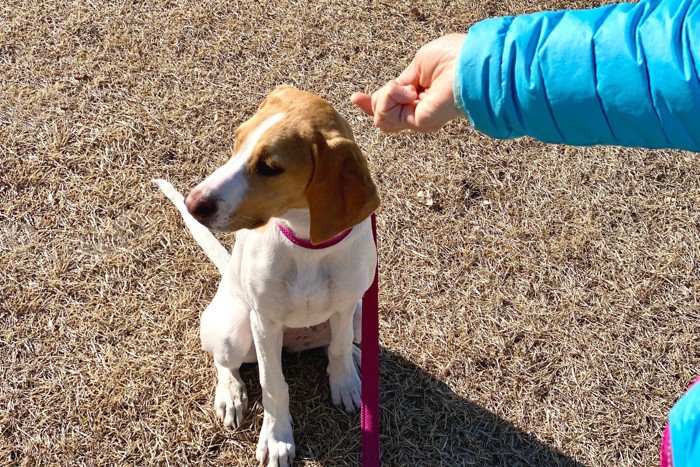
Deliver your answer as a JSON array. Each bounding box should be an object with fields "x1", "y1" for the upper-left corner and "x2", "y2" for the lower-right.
[
  {"x1": 152, "y1": 179, "x2": 230, "y2": 274},
  {"x1": 191, "y1": 112, "x2": 285, "y2": 231},
  {"x1": 154, "y1": 152, "x2": 375, "y2": 467}
]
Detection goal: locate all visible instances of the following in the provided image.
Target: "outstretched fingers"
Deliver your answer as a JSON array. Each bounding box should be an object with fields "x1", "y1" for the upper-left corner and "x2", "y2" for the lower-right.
[{"x1": 350, "y1": 91, "x2": 374, "y2": 116}]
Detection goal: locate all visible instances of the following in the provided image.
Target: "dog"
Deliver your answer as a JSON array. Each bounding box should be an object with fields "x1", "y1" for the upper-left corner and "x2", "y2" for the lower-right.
[{"x1": 154, "y1": 85, "x2": 379, "y2": 466}]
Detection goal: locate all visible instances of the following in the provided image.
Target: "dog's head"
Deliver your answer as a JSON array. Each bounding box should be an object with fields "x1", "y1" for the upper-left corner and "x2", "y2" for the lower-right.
[{"x1": 184, "y1": 86, "x2": 380, "y2": 245}]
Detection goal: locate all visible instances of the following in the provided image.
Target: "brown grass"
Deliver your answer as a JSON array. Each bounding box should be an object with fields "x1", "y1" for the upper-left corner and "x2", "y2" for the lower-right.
[{"x1": 1, "y1": 0, "x2": 698, "y2": 465}]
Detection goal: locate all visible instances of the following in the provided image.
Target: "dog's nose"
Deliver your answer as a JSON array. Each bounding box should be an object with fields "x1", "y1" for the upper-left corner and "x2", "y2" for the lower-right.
[{"x1": 185, "y1": 190, "x2": 218, "y2": 222}]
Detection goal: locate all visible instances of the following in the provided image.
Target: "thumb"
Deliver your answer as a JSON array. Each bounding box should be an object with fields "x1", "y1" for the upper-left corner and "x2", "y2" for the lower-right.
[
  {"x1": 395, "y1": 60, "x2": 419, "y2": 88},
  {"x1": 351, "y1": 92, "x2": 374, "y2": 116}
]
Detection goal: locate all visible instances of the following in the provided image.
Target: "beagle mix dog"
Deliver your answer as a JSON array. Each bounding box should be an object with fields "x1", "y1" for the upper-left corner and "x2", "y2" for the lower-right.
[{"x1": 154, "y1": 86, "x2": 379, "y2": 466}]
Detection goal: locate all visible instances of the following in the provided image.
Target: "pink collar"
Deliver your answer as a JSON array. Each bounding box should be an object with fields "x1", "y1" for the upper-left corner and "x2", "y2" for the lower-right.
[{"x1": 276, "y1": 223, "x2": 352, "y2": 249}]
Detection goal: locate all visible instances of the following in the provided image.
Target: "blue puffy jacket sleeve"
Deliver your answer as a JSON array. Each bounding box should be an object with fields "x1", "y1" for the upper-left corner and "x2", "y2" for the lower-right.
[
  {"x1": 454, "y1": 0, "x2": 700, "y2": 151},
  {"x1": 668, "y1": 379, "x2": 700, "y2": 467}
]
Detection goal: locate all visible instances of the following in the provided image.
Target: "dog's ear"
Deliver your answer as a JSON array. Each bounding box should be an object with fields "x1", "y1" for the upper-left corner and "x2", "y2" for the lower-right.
[{"x1": 306, "y1": 136, "x2": 380, "y2": 245}]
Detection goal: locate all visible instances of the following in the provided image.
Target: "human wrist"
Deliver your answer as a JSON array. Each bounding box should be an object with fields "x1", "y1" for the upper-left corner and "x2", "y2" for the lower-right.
[{"x1": 452, "y1": 35, "x2": 470, "y2": 119}]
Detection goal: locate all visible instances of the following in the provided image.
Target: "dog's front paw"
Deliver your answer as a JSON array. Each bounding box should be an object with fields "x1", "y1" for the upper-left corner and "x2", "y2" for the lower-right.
[
  {"x1": 214, "y1": 371, "x2": 248, "y2": 428},
  {"x1": 256, "y1": 413, "x2": 295, "y2": 467},
  {"x1": 329, "y1": 364, "x2": 361, "y2": 413}
]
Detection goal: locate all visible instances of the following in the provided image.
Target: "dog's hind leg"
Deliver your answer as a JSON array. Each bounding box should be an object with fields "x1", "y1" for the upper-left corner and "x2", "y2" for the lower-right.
[
  {"x1": 212, "y1": 360, "x2": 248, "y2": 428},
  {"x1": 328, "y1": 304, "x2": 362, "y2": 413},
  {"x1": 200, "y1": 282, "x2": 255, "y2": 428},
  {"x1": 352, "y1": 299, "x2": 362, "y2": 345},
  {"x1": 352, "y1": 300, "x2": 362, "y2": 372}
]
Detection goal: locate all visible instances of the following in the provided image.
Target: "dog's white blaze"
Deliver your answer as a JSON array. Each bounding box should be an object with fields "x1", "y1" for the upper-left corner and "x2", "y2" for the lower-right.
[{"x1": 197, "y1": 112, "x2": 285, "y2": 228}]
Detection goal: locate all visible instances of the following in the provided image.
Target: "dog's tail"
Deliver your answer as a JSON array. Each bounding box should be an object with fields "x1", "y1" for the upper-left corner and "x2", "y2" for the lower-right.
[{"x1": 152, "y1": 179, "x2": 231, "y2": 275}]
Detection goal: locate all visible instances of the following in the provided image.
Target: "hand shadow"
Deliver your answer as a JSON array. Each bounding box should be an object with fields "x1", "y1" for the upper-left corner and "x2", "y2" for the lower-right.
[{"x1": 380, "y1": 349, "x2": 586, "y2": 467}]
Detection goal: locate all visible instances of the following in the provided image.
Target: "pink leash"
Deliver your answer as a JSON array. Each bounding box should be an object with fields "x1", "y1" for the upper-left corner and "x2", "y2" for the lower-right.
[
  {"x1": 361, "y1": 213, "x2": 380, "y2": 466},
  {"x1": 278, "y1": 215, "x2": 379, "y2": 463}
]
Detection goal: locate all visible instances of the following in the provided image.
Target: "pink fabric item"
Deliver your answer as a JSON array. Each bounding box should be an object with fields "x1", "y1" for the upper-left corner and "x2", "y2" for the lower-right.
[
  {"x1": 661, "y1": 424, "x2": 673, "y2": 467},
  {"x1": 361, "y1": 213, "x2": 380, "y2": 466},
  {"x1": 276, "y1": 216, "x2": 379, "y2": 464},
  {"x1": 276, "y1": 223, "x2": 352, "y2": 249}
]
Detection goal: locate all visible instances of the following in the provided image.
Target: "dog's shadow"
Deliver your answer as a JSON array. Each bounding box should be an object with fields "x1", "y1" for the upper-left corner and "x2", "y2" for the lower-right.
[{"x1": 239, "y1": 348, "x2": 585, "y2": 466}]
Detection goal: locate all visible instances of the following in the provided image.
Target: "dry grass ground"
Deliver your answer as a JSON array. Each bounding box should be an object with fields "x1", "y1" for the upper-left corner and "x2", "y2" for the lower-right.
[{"x1": 1, "y1": 0, "x2": 698, "y2": 465}]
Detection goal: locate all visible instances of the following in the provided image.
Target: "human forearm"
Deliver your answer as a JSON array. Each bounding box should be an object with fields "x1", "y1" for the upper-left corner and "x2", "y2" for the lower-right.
[{"x1": 455, "y1": 0, "x2": 700, "y2": 151}]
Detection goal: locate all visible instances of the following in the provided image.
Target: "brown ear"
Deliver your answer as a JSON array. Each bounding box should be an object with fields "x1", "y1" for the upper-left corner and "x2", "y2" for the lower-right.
[{"x1": 306, "y1": 136, "x2": 380, "y2": 245}]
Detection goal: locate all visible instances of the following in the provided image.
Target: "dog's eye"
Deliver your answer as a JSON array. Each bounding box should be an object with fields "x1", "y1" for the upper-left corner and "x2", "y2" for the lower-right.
[{"x1": 255, "y1": 159, "x2": 284, "y2": 177}]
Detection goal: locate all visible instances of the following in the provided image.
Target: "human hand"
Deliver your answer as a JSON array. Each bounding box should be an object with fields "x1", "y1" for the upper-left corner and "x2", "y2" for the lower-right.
[{"x1": 351, "y1": 33, "x2": 465, "y2": 133}]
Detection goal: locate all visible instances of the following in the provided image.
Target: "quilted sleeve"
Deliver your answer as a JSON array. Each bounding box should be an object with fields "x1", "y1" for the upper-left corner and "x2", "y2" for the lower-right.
[
  {"x1": 668, "y1": 378, "x2": 700, "y2": 467},
  {"x1": 454, "y1": 0, "x2": 700, "y2": 151}
]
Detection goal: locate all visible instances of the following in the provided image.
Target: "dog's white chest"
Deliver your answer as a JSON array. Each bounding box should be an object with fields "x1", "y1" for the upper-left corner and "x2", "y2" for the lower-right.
[
  {"x1": 232, "y1": 224, "x2": 374, "y2": 329},
  {"x1": 261, "y1": 264, "x2": 342, "y2": 328},
  {"x1": 286, "y1": 270, "x2": 331, "y2": 305}
]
